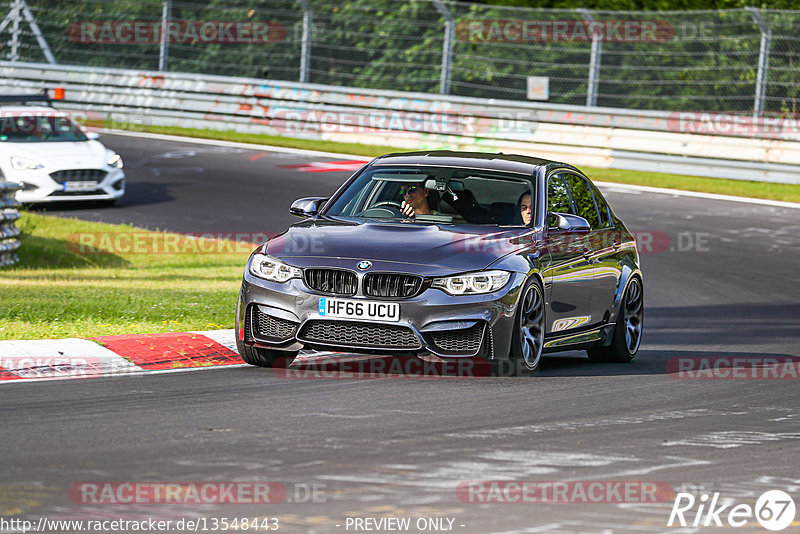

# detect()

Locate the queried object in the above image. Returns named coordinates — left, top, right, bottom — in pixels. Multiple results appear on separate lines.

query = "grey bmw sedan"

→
left=236, top=151, right=643, bottom=376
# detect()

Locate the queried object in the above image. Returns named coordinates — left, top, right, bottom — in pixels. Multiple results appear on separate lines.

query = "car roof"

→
left=371, top=150, right=582, bottom=175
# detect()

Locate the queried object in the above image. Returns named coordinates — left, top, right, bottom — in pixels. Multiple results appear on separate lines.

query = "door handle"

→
left=612, top=240, right=621, bottom=251
left=582, top=249, right=593, bottom=260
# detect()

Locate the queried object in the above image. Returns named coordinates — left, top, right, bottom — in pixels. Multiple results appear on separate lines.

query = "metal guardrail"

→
left=4, top=2, right=800, bottom=114
left=2, top=61, right=800, bottom=184
left=0, top=181, right=22, bottom=267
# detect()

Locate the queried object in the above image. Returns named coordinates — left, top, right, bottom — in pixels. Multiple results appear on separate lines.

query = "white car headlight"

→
left=432, top=270, right=511, bottom=295
left=107, top=153, right=123, bottom=168
left=10, top=156, right=44, bottom=171
left=249, top=254, right=302, bottom=283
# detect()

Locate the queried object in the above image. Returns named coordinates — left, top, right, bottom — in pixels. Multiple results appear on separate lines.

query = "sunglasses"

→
left=401, top=185, right=420, bottom=194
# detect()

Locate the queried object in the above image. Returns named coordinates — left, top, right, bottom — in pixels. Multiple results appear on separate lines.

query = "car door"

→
left=585, top=181, right=623, bottom=323
left=562, top=173, right=620, bottom=327
left=543, top=172, right=595, bottom=334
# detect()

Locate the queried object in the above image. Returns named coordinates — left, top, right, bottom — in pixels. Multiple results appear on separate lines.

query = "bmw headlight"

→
left=10, top=156, right=44, bottom=171
left=107, top=153, right=124, bottom=168
left=432, top=270, right=511, bottom=295
left=249, top=254, right=302, bottom=283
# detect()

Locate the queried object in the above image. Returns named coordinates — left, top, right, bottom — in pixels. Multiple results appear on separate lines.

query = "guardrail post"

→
left=746, top=7, right=771, bottom=117
left=578, top=8, right=601, bottom=107
left=431, top=0, right=454, bottom=94
left=0, top=182, right=22, bottom=267
left=20, top=0, right=56, bottom=64
left=159, top=0, right=172, bottom=71
left=7, top=0, right=21, bottom=61
left=0, top=0, right=57, bottom=63
left=297, top=0, right=312, bottom=84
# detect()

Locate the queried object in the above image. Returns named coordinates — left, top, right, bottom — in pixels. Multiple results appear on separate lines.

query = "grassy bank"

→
left=0, top=213, right=248, bottom=340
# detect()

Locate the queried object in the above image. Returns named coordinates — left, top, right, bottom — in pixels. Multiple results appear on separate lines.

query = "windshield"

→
left=0, top=115, right=88, bottom=143
left=325, top=165, right=534, bottom=226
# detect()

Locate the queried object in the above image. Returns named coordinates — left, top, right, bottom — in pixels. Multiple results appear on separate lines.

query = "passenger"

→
left=401, top=183, right=434, bottom=217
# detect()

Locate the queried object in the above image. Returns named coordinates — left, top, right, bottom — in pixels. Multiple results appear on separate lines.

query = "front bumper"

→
left=236, top=269, right=526, bottom=360
left=9, top=167, right=125, bottom=203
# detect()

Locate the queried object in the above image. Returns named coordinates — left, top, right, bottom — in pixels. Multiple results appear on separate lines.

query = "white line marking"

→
left=103, top=129, right=368, bottom=161
left=663, top=431, right=800, bottom=449
left=189, top=329, right=238, bottom=353
left=0, top=338, right=143, bottom=380
left=595, top=181, right=800, bottom=209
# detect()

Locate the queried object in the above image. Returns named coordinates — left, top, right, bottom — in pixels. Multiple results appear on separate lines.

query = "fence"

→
left=0, top=181, right=22, bottom=267
left=2, top=61, right=800, bottom=184
left=1, top=0, right=799, bottom=115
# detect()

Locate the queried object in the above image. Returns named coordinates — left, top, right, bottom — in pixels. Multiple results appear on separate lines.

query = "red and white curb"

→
left=0, top=329, right=244, bottom=383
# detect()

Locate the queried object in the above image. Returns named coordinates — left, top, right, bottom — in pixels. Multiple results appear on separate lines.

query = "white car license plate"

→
left=318, top=297, right=400, bottom=322
left=63, top=181, right=98, bottom=192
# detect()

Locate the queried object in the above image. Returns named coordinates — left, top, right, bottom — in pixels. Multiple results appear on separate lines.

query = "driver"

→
left=400, top=183, right=434, bottom=218
left=519, top=192, right=532, bottom=225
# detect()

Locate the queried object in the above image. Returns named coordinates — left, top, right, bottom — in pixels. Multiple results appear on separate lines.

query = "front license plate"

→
left=318, top=297, right=400, bottom=322
left=63, top=181, right=98, bottom=192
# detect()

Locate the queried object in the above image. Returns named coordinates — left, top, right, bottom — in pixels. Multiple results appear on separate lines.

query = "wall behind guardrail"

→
left=2, top=61, right=800, bottom=185
left=0, top=182, right=22, bottom=267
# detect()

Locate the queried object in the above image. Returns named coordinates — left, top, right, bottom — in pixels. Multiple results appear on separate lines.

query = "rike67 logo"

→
left=668, top=490, right=796, bottom=531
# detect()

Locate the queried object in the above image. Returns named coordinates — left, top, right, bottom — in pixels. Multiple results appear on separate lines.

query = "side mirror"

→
left=550, top=212, right=591, bottom=232
left=289, top=197, right=328, bottom=218
left=85, top=132, right=100, bottom=140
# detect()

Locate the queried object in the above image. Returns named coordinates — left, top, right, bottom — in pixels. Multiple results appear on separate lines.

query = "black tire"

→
left=587, top=275, right=643, bottom=363
left=495, top=278, right=545, bottom=377
left=238, top=345, right=297, bottom=368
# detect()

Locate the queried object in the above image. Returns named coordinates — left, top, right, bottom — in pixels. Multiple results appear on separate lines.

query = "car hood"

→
left=0, top=140, right=107, bottom=168
left=262, top=218, right=542, bottom=275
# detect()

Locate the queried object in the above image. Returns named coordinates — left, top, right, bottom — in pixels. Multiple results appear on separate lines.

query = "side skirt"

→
left=543, top=323, right=615, bottom=353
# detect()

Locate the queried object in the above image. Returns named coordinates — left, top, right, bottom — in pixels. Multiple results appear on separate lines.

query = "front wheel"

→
left=587, top=276, right=643, bottom=363
left=502, top=278, right=546, bottom=377
left=239, top=345, right=297, bottom=368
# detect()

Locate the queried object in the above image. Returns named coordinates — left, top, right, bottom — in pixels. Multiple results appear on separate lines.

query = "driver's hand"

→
left=401, top=200, right=415, bottom=218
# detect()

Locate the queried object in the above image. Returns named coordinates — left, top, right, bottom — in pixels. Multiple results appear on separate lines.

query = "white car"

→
left=0, top=95, right=125, bottom=204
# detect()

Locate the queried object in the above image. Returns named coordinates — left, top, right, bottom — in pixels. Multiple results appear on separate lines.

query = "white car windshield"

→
left=0, top=115, right=88, bottom=143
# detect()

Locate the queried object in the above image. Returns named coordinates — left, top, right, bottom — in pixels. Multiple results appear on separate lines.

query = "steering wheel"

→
left=372, top=200, right=403, bottom=211
left=359, top=200, right=404, bottom=218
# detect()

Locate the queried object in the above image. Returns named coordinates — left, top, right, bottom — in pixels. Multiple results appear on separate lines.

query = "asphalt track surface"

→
left=3, top=132, right=800, bottom=533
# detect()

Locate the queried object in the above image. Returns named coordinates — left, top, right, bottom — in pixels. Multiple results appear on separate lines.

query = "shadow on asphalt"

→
left=540, top=349, right=798, bottom=377
left=646, top=304, right=800, bottom=346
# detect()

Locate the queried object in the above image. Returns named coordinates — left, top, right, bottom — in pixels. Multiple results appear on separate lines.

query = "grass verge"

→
left=0, top=213, right=249, bottom=340
left=103, top=123, right=800, bottom=204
